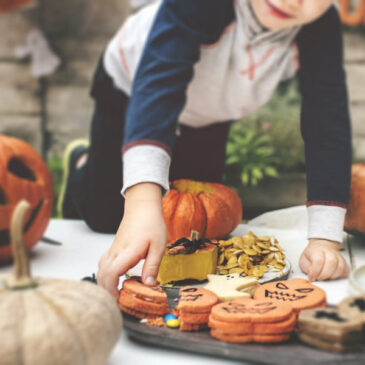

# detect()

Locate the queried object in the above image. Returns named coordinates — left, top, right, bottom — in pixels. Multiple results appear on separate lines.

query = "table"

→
left=1, top=206, right=364, bottom=364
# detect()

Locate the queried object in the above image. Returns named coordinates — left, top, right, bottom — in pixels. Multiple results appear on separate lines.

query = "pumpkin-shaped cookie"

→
left=163, top=179, right=242, bottom=241
left=209, top=298, right=296, bottom=343
left=254, top=278, right=327, bottom=313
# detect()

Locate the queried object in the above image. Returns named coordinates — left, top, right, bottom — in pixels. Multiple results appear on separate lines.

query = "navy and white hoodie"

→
left=104, top=0, right=352, bottom=243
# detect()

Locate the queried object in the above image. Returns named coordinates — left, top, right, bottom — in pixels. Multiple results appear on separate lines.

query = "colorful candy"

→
left=164, top=314, right=178, bottom=322
left=166, top=319, right=180, bottom=328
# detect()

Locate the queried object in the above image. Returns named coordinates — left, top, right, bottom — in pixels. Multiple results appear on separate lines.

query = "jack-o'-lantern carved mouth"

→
left=264, top=289, right=306, bottom=301
left=0, top=199, right=44, bottom=247
left=264, top=282, right=314, bottom=302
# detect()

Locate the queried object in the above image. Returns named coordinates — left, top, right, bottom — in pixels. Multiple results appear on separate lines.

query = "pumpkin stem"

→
left=5, top=200, right=37, bottom=289
left=190, top=230, right=200, bottom=241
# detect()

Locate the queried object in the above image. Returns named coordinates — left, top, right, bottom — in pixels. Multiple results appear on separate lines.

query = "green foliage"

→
left=47, top=155, right=63, bottom=217
left=225, top=80, right=305, bottom=187
left=226, top=127, right=278, bottom=186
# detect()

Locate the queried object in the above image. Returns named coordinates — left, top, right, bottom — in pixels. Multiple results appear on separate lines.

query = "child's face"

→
left=249, top=0, right=335, bottom=30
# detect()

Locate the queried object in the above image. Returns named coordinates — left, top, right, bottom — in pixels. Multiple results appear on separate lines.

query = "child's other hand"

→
left=299, top=239, right=350, bottom=281
left=97, top=183, right=167, bottom=298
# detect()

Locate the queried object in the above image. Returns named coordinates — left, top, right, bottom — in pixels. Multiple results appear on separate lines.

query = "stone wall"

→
left=0, top=3, right=364, bottom=162
left=0, top=0, right=130, bottom=157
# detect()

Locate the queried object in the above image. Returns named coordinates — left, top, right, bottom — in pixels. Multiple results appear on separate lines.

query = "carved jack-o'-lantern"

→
left=254, top=278, right=327, bottom=314
left=0, top=135, right=53, bottom=260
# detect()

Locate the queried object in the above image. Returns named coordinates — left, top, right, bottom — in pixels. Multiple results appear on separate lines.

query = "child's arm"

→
left=97, top=182, right=167, bottom=298
left=98, top=0, right=234, bottom=296
left=296, top=7, right=351, bottom=280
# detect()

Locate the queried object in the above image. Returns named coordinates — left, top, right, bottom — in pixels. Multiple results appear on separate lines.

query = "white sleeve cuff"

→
left=121, top=145, right=171, bottom=197
left=307, top=205, right=347, bottom=243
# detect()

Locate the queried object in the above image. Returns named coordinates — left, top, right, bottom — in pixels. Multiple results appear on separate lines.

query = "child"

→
left=59, top=0, right=351, bottom=298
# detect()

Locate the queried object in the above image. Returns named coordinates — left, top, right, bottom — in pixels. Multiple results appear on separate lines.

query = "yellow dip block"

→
left=157, top=245, right=218, bottom=285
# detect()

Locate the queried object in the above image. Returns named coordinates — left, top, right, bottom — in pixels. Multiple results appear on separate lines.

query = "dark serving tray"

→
left=123, top=293, right=365, bottom=365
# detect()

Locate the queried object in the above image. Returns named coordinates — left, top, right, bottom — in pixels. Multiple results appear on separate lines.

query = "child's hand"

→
left=97, top=183, right=167, bottom=298
left=299, top=238, right=350, bottom=281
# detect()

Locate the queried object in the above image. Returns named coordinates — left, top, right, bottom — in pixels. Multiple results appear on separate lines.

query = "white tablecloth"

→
left=1, top=206, right=364, bottom=364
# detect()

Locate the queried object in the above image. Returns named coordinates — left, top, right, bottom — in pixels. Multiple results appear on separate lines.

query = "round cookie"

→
left=122, top=277, right=167, bottom=303
left=211, top=298, right=293, bottom=323
left=119, top=290, right=169, bottom=315
left=178, top=311, right=211, bottom=324
left=254, top=278, right=326, bottom=313
left=119, top=304, right=159, bottom=319
left=177, top=286, right=219, bottom=313
left=338, top=295, right=365, bottom=323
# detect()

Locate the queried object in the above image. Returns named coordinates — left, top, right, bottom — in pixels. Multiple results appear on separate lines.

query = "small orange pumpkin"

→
left=345, top=163, right=365, bottom=234
left=163, top=179, right=242, bottom=242
left=0, top=0, right=35, bottom=13
left=339, top=0, right=365, bottom=26
left=0, top=134, right=53, bottom=261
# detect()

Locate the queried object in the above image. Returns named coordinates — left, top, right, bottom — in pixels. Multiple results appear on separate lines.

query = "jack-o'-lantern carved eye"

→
left=276, top=283, right=289, bottom=290
left=8, top=158, right=36, bottom=181
left=295, top=288, right=314, bottom=294
left=0, top=188, right=7, bottom=205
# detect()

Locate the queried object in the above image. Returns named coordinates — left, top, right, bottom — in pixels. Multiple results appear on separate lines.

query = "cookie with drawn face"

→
left=177, top=286, right=219, bottom=331
left=177, top=286, right=219, bottom=313
left=338, top=295, right=365, bottom=325
left=208, top=298, right=295, bottom=343
left=211, top=298, right=293, bottom=324
left=254, top=278, right=327, bottom=313
left=297, top=307, right=364, bottom=352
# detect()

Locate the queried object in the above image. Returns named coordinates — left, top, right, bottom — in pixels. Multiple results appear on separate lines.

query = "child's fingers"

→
left=299, top=252, right=311, bottom=274
left=317, top=252, right=338, bottom=281
left=307, top=250, right=325, bottom=281
left=332, top=257, right=350, bottom=280
left=142, top=242, right=165, bottom=286
left=102, top=250, right=140, bottom=298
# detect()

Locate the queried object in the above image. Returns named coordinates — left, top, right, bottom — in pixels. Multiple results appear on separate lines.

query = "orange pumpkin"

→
left=0, top=135, right=53, bottom=261
left=0, top=0, right=34, bottom=13
left=339, top=0, right=365, bottom=26
left=345, top=163, right=365, bottom=234
left=162, top=179, right=242, bottom=242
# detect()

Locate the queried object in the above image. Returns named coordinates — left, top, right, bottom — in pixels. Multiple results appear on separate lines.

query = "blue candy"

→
left=164, top=314, right=178, bottom=323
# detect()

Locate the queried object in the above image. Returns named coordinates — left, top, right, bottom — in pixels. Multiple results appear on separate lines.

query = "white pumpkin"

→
left=0, top=201, right=122, bottom=365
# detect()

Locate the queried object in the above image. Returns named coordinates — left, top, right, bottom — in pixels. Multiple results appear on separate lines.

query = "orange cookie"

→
left=210, top=330, right=252, bottom=343
left=177, top=287, right=219, bottom=313
left=209, top=312, right=296, bottom=335
left=211, top=298, right=293, bottom=323
left=254, top=279, right=326, bottom=313
left=179, top=311, right=211, bottom=324
left=119, top=304, right=159, bottom=319
left=122, top=277, right=167, bottom=303
left=119, top=290, right=169, bottom=315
